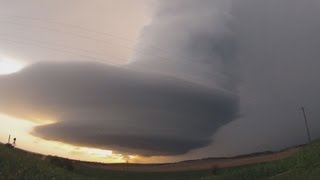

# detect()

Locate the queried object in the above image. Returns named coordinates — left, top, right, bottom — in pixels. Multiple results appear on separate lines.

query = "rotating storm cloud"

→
left=0, top=0, right=320, bottom=160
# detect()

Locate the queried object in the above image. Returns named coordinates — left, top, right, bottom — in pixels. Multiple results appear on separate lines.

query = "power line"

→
left=0, top=32, right=129, bottom=59
left=0, top=15, right=214, bottom=66
left=0, top=21, right=185, bottom=65
left=0, top=37, right=123, bottom=65
left=0, top=31, right=220, bottom=74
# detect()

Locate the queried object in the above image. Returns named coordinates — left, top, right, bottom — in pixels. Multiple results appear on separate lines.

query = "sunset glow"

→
left=0, top=57, right=26, bottom=75
left=0, top=114, right=136, bottom=163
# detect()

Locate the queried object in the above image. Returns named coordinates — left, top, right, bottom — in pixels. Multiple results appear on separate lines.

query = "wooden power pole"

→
left=301, top=107, right=311, bottom=143
left=8, top=134, right=11, bottom=144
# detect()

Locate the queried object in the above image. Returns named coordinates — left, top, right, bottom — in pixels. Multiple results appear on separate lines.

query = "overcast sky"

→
left=0, top=0, right=150, bottom=64
left=0, top=0, right=320, bottom=163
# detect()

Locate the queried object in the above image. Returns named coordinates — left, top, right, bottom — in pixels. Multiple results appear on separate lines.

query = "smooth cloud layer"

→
left=0, top=62, right=237, bottom=156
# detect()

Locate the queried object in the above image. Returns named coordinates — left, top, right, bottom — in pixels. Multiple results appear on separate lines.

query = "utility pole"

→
left=8, top=134, right=11, bottom=144
left=301, top=107, right=311, bottom=143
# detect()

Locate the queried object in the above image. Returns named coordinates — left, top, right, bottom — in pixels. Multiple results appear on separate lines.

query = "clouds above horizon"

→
left=1, top=0, right=320, bottom=161
left=0, top=62, right=237, bottom=156
left=130, top=0, right=235, bottom=90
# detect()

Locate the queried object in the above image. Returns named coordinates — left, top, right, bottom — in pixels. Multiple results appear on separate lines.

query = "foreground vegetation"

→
left=0, top=144, right=83, bottom=179
left=0, top=140, right=320, bottom=179
left=205, top=139, right=320, bottom=180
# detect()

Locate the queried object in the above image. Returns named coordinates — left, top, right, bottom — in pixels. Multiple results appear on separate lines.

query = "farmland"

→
left=0, top=140, right=320, bottom=179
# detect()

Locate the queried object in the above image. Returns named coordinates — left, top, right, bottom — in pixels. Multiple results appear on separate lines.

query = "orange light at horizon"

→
left=0, top=113, right=136, bottom=163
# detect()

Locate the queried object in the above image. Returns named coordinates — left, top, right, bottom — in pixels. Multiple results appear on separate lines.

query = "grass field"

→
left=204, top=139, right=320, bottom=180
left=0, top=140, right=320, bottom=180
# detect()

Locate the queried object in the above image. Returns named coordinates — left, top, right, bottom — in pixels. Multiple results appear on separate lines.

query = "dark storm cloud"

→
left=194, top=0, right=320, bottom=158
left=130, top=0, right=235, bottom=91
left=127, top=0, right=320, bottom=158
left=229, top=0, right=320, bottom=150
left=0, top=0, right=239, bottom=157
left=0, top=62, right=237, bottom=156
left=2, top=0, right=320, bottom=160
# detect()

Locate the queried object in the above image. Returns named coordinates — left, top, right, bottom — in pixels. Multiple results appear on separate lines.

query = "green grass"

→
left=0, top=140, right=320, bottom=180
left=0, top=144, right=211, bottom=180
left=0, top=144, right=85, bottom=180
left=73, top=164, right=211, bottom=180
left=204, top=139, right=320, bottom=180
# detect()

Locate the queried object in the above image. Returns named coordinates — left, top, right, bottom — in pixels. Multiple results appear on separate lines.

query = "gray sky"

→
left=0, top=0, right=150, bottom=64
left=0, top=0, right=320, bottom=162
